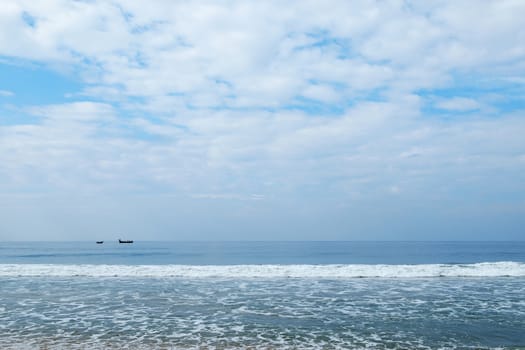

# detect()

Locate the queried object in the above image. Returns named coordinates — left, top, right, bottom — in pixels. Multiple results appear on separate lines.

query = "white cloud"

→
left=0, top=89, right=14, bottom=96
left=435, top=97, right=481, bottom=111
left=28, top=101, right=115, bottom=121
left=0, top=1, right=524, bottom=239
left=301, top=84, right=341, bottom=103
left=0, top=0, right=522, bottom=113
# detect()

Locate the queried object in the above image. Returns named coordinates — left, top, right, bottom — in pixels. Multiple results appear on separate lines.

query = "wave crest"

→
left=1, top=262, right=524, bottom=278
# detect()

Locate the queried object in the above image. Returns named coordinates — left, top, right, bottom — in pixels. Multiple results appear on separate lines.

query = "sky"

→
left=0, top=0, right=524, bottom=241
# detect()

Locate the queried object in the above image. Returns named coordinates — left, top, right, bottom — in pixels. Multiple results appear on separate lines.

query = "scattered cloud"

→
left=0, top=0, right=524, bottom=239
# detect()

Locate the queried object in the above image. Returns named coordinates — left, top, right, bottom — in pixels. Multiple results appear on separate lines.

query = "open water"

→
left=0, top=241, right=524, bottom=349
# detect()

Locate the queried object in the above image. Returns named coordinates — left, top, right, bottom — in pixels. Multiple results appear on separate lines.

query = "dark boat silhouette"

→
left=96, top=241, right=104, bottom=244
left=119, top=239, right=133, bottom=244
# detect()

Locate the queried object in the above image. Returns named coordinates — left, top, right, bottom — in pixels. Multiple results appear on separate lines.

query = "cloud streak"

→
left=0, top=89, right=14, bottom=97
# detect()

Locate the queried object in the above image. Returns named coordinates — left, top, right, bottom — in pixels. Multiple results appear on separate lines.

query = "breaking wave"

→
left=1, top=261, right=524, bottom=278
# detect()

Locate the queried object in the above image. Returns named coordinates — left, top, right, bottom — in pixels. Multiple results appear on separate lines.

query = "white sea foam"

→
left=0, top=262, right=524, bottom=278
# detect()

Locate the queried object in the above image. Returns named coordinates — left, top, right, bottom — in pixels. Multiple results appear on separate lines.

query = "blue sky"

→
left=1, top=0, right=524, bottom=240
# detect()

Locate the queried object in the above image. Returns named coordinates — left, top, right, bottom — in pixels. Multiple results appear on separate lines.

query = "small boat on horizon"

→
left=119, top=239, right=133, bottom=244
left=96, top=241, right=104, bottom=244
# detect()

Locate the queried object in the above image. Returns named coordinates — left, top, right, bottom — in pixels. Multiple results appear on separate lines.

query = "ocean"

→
left=0, top=241, right=524, bottom=349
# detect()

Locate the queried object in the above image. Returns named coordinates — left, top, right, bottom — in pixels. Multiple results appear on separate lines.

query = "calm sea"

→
left=1, top=241, right=524, bottom=349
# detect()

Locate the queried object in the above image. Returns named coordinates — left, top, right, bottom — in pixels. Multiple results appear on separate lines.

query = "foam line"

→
left=0, top=262, right=524, bottom=278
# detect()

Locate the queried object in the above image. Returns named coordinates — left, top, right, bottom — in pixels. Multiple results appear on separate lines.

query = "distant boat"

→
left=96, top=241, right=104, bottom=244
left=119, top=239, right=133, bottom=244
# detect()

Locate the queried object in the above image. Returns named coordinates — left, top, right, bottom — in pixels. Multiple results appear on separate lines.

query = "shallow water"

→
left=1, top=241, right=524, bottom=349
left=1, top=276, right=524, bottom=349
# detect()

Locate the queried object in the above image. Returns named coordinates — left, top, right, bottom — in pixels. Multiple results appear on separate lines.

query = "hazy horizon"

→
left=2, top=239, right=524, bottom=243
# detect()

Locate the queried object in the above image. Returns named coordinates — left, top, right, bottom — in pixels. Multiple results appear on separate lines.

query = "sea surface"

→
left=0, top=241, right=524, bottom=349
